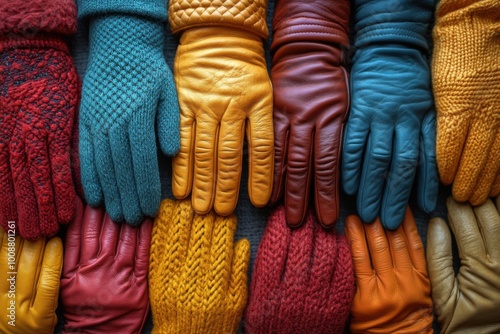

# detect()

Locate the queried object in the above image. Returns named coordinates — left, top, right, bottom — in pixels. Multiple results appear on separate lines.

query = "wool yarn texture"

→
left=245, top=206, right=355, bottom=334
left=149, top=199, right=250, bottom=334
left=433, top=0, right=500, bottom=205
left=0, top=0, right=80, bottom=240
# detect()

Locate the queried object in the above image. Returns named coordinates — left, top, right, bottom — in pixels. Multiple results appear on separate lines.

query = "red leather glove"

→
left=60, top=198, right=152, bottom=333
left=268, top=0, right=350, bottom=227
left=0, top=0, right=80, bottom=240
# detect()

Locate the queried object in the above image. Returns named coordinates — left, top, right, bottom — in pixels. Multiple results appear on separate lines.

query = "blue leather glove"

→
left=341, top=0, right=438, bottom=229
left=78, top=0, right=180, bottom=224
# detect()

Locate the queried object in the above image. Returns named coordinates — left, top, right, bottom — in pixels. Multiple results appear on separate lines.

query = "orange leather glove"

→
left=169, top=0, right=274, bottom=216
left=0, top=225, right=63, bottom=333
left=345, top=208, right=433, bottom=334
left=427, top=197, right=500, bottom=333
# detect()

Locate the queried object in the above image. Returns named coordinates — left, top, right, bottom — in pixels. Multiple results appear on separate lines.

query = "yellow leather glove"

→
left=433, top=0, right=500, bottom=205
left=149, top=199, right=250, bottom=334
left=427, top=197, right=500, bottom=333
left=169, top=0, right=274, bottom=216
left=0, top=225, right=62, bottom=333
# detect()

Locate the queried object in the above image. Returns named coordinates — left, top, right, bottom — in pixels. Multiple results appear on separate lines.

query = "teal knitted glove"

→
left=79, top=1, right=179, bottom=225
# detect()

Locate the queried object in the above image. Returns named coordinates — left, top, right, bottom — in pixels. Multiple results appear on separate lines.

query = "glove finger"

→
left=33, top=236, right=63, bottom=317
left=94, top=135, right=123, bottom=222
left=416, top=112, right=438, bottom=213
left=48, top=123, right=76, bottom=224
left=79, top=202, right=105, bottom=265
left=247, top=103, right=274, bottom=209
left=283, top=125, right=313, bottom=227
left=191, top=115, right=218, bottom=214
left=25, top=134, right=58, bottom=237
left=157, top=75, right=180, bottom=156
left=470, top=132, right=500, bottom=205
left=364, top=217, right=393, bottom=274
left=358, top=127, right=394, bottom=223
left=0, top=227, right=20, bottom=301
left=79, top=123, right=103, bottom=206
left=10, top=132, right=40, bottom=240
left=426, top=217, right=456, bottom=314
left=172, top=110, right=195, bottom=200
left=345, top=215, right=373, bottom=277
left=401, top=207, right=427, bottom=273
left=474, top=199, right=500, bottom=260
left=380, top=126, right=419, bottom=230
left=341, top=108, right=370, bottom=196
left=453, top=117, right=497, bottom=201
left=215, top=118, right=245, bottom=215
left=269, top=110, right=289, bottom=206
left=386, top=218, right=413, bottom=271
left=130, top=109, right=161, bottom=217
left=447, top=197, right=486, bottom=260
left=99, top=210, right=120, bottom=257
left=135, top=218, right=153, bottom=279
left=229, top=238, right=250, bottom=318
left=17, top=237, right=45, bottom=304
left=314, top=119, right=344, bottom=227
left=116, top=220, right=138, bottom=268
left=62, top=197, right=84, bottom=277
left=109, top=128, right=142, bottom=224
left=0, top=146, right=17, bottom=227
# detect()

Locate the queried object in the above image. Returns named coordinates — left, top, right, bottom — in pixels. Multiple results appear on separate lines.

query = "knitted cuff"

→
left=271, top=0, right=350, bottom=51
left=353, top=0, right=434, bottom=50
left=0, top=0, right=77, bottom=36
left=0, top=34, right=70, bottom=54
left=77, top=0, right=167, bottom=22
left=169, top=0, right=269, bottom=39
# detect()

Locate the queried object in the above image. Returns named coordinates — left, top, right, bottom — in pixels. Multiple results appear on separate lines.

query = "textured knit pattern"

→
left=433, top=0, right=500, bottom=205
left=76, top=0, right=167, bottom=22
left=0, top=36, right=79, bottom=240
left=169, top=0, right=269, bottom=38
left=0, top=0, right=77, bottom=36
left=79, top=15, right=180, bottom=225
left=149, top=199, right=250, bottom=334
left=244, top=206, right=355, bottom=334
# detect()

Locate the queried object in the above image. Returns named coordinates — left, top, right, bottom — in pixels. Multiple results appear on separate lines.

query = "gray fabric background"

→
left=55, top=1, right=455, bottom=332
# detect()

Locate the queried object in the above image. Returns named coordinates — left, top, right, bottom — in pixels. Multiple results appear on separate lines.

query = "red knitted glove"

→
left=0, top=0, right=79, bottom=240
left=244, top=207, right=355, bottom=334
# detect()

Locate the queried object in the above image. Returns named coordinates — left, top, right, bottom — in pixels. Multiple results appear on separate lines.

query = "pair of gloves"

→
left=345, top=198, right=500, bottom=333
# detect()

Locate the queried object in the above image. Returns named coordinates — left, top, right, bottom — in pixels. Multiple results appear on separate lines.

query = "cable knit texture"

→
left=149, top=199, right=250, bottom=333
left=0, top=34, right=79, bottom=240
left=79, top=14, right=180, bottom=225
left=76, top=0, right=167, bottom=22
left=433, top=0, right=500, bottom=205
left=244, top=206, right=355, bottom=333
left=169, top=0, right=269, bottom=38
left=0, top=0, right=77, bottom=36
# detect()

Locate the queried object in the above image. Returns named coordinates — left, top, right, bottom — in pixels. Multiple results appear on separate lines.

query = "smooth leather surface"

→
left=427, top=197, right=500, bottom=334
left=268, top=0, right=350, bottom=227
left=61, top=198, right=152, bottom=334
left=172, top=26, right=273, bottom=216
left=342, top=0, right=438, bottom=230
left=0, top=226, right=63, bottom=333
left=345, top=208, right=433, bottom=334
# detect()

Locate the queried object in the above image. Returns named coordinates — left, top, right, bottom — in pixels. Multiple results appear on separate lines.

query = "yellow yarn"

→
left=432, top=0, right=500, bottom=205
left=149, top=199, right=250, bottom=334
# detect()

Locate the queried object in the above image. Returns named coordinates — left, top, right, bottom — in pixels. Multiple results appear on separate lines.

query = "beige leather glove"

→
left=0, top=225, right=63, bottom=333
left=169, top=0, right=274, bottom=216
left=427, top=196, right=500, bottom=333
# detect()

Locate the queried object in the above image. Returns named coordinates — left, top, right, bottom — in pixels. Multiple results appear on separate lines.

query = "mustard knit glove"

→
left=149, top=199, right=250, bottom=334
left=433, top=0, right=500, bottom=205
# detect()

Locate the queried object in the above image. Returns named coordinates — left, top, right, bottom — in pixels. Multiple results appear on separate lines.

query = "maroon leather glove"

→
left=60, top=198, right=152, bottom=333
left=268, top=0, right=351, bottom=227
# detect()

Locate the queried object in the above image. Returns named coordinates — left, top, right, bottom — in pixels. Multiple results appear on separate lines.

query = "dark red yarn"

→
left=245, top=206, right=355, bottom=334
left=0, top=36, right=80, bottom=240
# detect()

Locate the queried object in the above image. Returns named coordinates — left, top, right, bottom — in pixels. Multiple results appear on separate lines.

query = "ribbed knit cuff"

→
left=0, top=34, right=70, bottom=54
left=271, top=0, right=350, bottom=52
left=169, top=0, right=269, bottom=39
left=0, top=0, right=77, bottom=36
left=77, top=0, right=167, bottom=22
